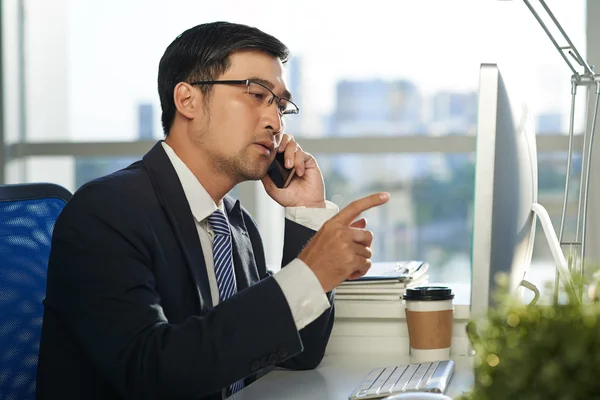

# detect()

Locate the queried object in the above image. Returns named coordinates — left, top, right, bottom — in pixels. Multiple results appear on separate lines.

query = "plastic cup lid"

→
left=402, top=286, right=454, bottom=301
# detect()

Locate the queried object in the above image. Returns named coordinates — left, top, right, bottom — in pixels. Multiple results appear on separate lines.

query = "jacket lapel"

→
left=142, top=141, right=213, bottom=310
left=224, top=197, right=260, bottom=291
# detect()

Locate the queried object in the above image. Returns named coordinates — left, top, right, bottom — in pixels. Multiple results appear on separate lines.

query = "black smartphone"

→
left=267, top=151, right=296, bottom=189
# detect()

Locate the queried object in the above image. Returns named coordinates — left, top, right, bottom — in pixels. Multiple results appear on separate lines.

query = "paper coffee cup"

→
left=403, top=286, right=454, bottom=363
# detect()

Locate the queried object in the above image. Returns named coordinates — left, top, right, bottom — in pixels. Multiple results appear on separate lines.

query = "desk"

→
left=232, top=353, right=474, bottom=399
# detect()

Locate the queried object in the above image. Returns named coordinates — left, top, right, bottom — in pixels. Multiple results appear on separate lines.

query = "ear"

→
left=173, top=82, right=199, bottom=120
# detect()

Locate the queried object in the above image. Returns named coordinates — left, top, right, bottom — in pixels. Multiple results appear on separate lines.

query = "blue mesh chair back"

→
left=0, top=183, right=71, bottom=400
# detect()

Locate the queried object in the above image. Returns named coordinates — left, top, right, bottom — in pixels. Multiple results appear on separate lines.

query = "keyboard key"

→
left=416, top=361, right=439, bottom=390
left=405, top=363, right=431, bottom=390
left=361, top=367, right=384, bottom=389
left=348, top=368, right=385, bottom=398
left=394, top=364, right=418, bottom=392
left=379, top=365, right=408, bottom=394
left=365, top=367, right=396, bottom=396
left=425, top=360, right=455, bottom=393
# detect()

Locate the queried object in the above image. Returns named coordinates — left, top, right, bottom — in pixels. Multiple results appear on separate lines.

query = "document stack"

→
left=335, top=261, right=429, bottom=301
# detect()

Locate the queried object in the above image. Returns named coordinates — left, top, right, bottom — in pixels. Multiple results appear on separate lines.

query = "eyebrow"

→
left=247, top=77, right=293, bottom=101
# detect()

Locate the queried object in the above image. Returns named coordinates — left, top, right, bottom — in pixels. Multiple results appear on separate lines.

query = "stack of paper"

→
left=334, top=261, right=429, bottom=301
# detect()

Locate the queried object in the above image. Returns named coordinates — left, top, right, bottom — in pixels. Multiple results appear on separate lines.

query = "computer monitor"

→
left=469, top=63, right=577, bottom=317
left=469, top=63, right=539, bottom=317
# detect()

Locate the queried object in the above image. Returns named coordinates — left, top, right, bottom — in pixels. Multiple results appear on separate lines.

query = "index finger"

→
left=332, top=193, right=390, bottom=226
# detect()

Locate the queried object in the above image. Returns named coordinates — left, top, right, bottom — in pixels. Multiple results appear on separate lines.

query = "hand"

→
left=261, top=134, right=326, bottom=208
left=298, top=192, right=391, bottom=292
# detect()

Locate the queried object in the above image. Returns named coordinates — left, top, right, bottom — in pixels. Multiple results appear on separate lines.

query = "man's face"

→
left=190, top=50, right=290, bottom=183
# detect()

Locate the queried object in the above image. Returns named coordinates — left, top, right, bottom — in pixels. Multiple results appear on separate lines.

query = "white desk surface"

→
left=232, top=353, right=474, bottom=399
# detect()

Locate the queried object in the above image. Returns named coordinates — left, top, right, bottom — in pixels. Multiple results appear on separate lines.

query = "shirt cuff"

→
left=285, top=200, right=339, bottom=231
left=273, top=258, right=330, bottom=331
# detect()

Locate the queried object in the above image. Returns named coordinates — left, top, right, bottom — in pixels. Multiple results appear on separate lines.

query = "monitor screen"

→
left=469, top=63, right=539, bottom=317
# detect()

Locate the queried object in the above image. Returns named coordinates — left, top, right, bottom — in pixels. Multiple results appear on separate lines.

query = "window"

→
left=1, top=0, right=592, bottom=294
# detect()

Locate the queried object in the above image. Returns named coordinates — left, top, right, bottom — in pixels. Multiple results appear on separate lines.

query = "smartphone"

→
left=267, top=152, right=296, bottom=189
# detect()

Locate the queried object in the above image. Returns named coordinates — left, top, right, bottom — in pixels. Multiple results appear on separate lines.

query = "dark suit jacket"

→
left=36, top=142, right=335, bottom=400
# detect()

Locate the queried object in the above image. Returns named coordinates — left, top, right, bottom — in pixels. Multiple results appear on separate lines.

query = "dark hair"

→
left=158, top=21, right=290, bottom=135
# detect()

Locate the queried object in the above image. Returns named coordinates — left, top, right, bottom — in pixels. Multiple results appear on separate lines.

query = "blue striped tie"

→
left=207, top=210, right=244, bottom=395
left=208, top=210, right=237, bottom=301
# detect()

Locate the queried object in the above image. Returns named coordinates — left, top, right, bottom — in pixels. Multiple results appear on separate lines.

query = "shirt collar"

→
left=161, top=141, right=224, bottom=223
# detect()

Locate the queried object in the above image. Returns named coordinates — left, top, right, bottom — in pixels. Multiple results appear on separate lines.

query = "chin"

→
left=235, top=154, right=271, bottom=181
left=240, top=167, right=269, bottom=182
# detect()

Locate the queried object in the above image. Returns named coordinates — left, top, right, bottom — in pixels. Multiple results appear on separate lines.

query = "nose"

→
left=262, top=102, right=282, bottom=135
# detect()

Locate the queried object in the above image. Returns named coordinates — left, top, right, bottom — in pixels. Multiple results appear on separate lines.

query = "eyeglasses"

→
left=189, top=79, right=300, bottom=116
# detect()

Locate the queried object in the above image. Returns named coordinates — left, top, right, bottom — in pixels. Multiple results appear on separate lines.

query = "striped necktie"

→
left=207, top=209, right=244, bottom=395
left=208, top=209, right=237, bottom=301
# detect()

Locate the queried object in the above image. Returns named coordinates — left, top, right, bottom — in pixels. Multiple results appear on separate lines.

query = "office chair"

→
left=0, top=183, right=71, bottom=400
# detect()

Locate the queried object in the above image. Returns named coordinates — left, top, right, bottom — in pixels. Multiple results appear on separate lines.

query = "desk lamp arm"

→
left=521, top=0, right=593, bottom=78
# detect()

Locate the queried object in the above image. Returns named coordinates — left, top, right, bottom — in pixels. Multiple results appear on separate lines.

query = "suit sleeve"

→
left=243, top=213, right=335, bottom=371
left=45, top=183, right=304, bottom=400
left=278, top=218, right=335, bottom=370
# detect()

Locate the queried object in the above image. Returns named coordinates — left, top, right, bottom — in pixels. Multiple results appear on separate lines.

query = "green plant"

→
left=456, top=270, right=600, bottom=400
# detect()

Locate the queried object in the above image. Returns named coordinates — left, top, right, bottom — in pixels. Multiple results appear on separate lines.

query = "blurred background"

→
left=2, top=0, right=599, bottom=301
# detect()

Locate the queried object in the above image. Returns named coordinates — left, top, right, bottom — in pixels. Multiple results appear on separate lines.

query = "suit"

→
left=36, top=141, right=335, bottom=400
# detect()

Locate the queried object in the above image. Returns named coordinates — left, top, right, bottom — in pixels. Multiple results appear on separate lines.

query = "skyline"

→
left=4, top=0, right=586, bottom=142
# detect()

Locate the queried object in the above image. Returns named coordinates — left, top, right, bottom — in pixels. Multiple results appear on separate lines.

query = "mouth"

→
left=254, top=141, right=275, bottom=155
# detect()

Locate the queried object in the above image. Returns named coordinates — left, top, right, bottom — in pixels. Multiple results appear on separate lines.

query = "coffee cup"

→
left=403, top=286, right=454, bottom=363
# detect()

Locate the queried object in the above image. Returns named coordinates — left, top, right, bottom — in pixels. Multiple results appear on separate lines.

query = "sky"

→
left=22, top=0, right=591, bottom=140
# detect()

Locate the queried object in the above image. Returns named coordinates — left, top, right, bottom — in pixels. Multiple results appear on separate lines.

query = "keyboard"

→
left=348, top=360, right=455, bottom=400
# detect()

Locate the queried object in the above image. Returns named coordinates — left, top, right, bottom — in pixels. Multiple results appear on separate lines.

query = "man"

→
left=36, top=21, right=389, bottom=400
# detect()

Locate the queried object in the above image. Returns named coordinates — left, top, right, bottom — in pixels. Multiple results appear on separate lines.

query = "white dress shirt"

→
left=161, top=142, right=337, bottom=330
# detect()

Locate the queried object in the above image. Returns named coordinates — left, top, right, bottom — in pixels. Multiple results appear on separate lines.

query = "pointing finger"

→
left=332, top=193, right=390, bottom=226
